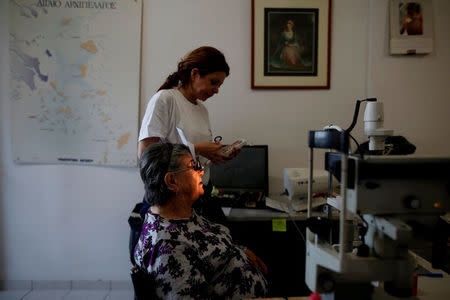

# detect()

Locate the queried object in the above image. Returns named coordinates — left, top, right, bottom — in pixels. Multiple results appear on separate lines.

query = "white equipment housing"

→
left=363, top=102, right=393, bottom=151
left=305, top=130, right=449, bottom=299
left=283, top=168, right=330, bottom=201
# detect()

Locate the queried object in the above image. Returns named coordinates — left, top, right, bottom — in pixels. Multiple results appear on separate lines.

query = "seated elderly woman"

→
left=134, top=142, right=268, bottom=299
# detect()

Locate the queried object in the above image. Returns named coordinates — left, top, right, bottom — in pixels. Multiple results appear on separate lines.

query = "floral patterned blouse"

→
left=134, top=210, right=268, bottom=299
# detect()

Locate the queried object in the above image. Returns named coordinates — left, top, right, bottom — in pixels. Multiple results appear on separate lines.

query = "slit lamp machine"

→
left=304, top=98, right=449, bottom=299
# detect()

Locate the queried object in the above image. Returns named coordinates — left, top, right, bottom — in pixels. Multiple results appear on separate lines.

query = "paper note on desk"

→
left=265, top=197, right=292, bottom=213
left=272, top=218, right=287, bottom=232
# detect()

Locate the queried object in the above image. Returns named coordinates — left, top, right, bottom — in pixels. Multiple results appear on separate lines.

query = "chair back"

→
left=130, top=267, right=157, bottom=300
left=129, top=202, right=157, bottom=299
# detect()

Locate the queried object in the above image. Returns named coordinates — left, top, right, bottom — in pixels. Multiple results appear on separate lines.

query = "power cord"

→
left=356, top=212, right=370, bottom=257
left=289, top=215, right=306, bottom=244
left=349, top=133, right=363, bottom=156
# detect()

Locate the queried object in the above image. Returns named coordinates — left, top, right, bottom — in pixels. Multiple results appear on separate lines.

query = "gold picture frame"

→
left=251, top=0, right=331, bottom=89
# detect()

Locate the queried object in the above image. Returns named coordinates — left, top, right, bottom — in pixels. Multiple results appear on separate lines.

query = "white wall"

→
left=141, top=0, right=370, bottom=190
left=0, top=0, right=449, bottom=281
left=369, top=0, right=450, bottom=155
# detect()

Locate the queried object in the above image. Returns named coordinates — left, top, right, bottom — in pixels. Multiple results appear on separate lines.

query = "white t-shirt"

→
left=139, top=88, right=213, bottom=183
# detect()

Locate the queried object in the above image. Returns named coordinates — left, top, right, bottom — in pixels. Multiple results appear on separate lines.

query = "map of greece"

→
left=9, top=0, right=142, bottom=167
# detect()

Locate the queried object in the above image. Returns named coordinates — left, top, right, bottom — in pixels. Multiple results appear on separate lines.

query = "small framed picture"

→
left=389, top=0, right=434, bottom=55
left=251, top=0, right=331, bottom=89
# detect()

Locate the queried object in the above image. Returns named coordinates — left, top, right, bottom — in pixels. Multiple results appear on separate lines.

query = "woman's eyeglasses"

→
left=170, top=160, right=204, bottom=174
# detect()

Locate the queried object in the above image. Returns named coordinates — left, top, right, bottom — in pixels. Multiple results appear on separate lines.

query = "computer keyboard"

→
left=212, top=191, right=266, bottom=208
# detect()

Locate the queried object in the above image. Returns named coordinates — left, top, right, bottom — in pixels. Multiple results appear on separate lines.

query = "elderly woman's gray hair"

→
left=139, top=143, right=191, bottom=206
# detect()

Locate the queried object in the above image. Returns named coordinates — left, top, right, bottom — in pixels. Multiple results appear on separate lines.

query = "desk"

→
left=226, top=207, right=449, bottom=299
left=221, top=203, right=337, bottom=298
left=225, top=213, right=309, bottom=297
left=222, top=207, right=307, bottom=221
left=221, top=195, right=329, bottom=221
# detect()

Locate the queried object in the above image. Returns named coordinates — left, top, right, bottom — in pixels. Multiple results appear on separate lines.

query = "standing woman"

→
left=138, top=46, right=234, bottom=221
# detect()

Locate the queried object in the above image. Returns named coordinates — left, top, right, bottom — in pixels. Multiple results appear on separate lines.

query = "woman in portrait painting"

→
left=400, top=2, right=423, bottom=35
left=270, top=19, right=307, bottom=70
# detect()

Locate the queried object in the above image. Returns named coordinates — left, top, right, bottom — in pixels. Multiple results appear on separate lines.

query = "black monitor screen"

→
left=210, top=145, right=268, bottom=195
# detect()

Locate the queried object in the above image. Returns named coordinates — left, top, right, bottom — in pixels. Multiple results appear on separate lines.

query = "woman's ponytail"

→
left=157, top=72, right=180, bottom=92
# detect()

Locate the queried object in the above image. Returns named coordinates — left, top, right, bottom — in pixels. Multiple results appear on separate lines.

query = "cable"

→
left=345, top=98, right=377, bottom=134
left=289, top=215, right=306, bottom=243
left=355, top=212, right=370, bottom=257
left=357, top=212, right=368, bottom=228
left=349, top=133, right=363, bottom=156
left=357, top=212, right=369, bottom=241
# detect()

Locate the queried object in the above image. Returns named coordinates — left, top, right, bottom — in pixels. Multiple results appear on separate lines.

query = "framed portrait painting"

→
left=251, top=0, right=331, bottom=89
left=389, top=0, right=434, bottom=55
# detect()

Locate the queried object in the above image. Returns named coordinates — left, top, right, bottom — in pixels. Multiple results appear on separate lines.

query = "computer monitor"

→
left=210, top=145, right=268, bottom=195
